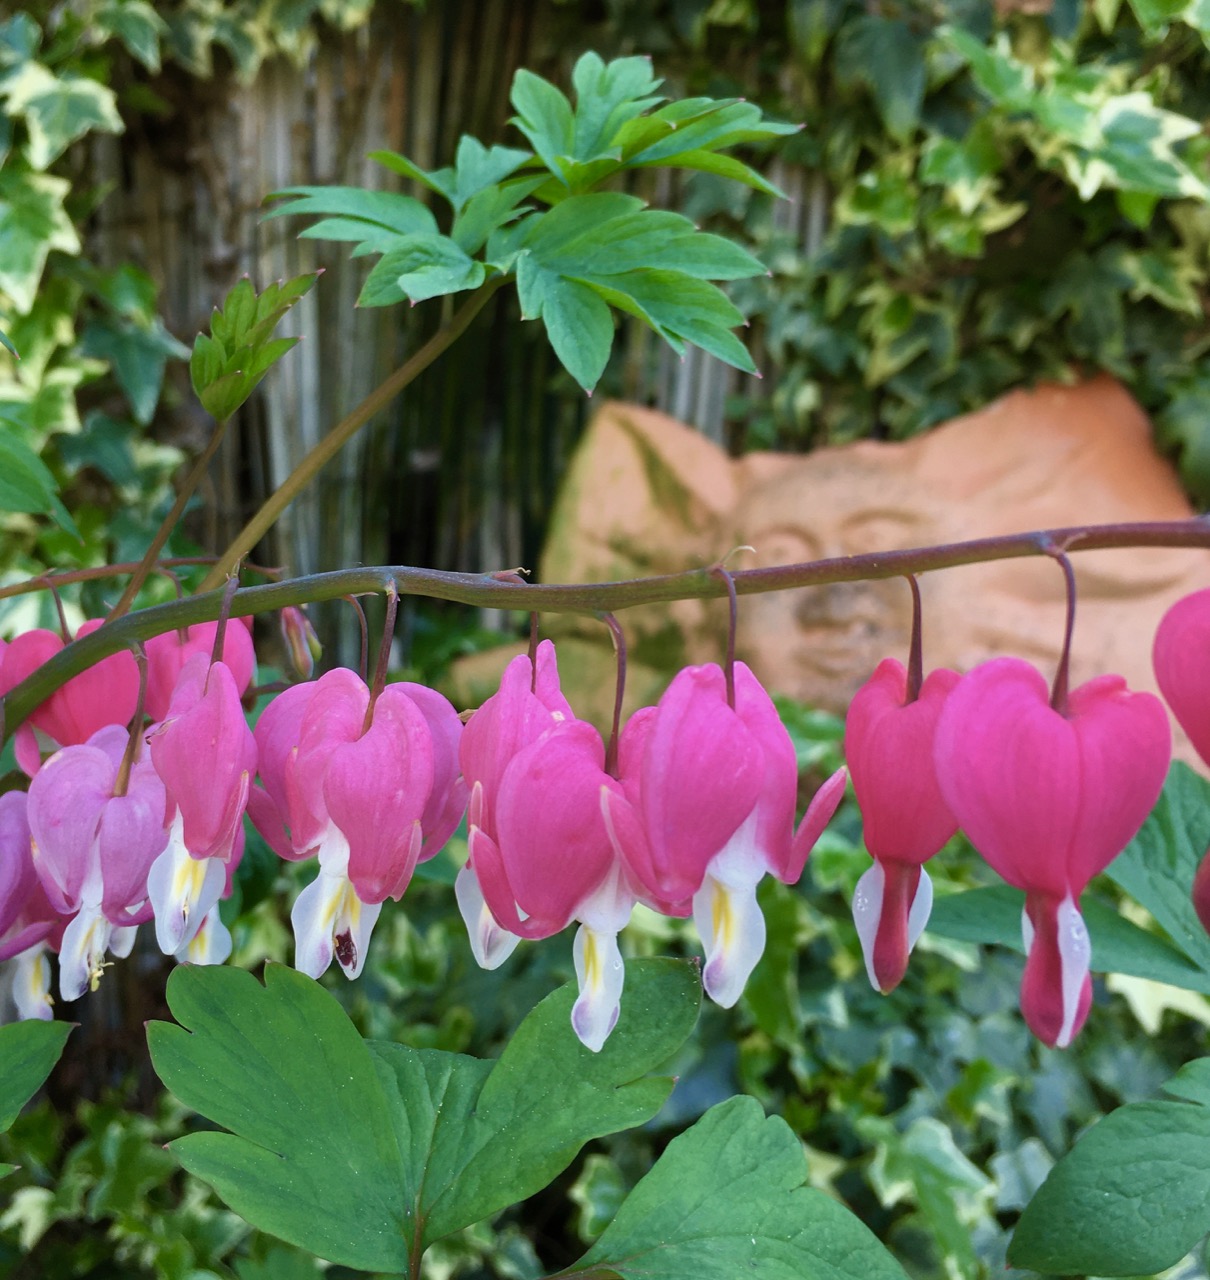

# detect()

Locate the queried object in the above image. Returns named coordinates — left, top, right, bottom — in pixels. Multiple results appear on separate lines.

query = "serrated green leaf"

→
left=568, top=50, right=664, bottom=165
left=2, top=62, right=124, bottom=169
left=264, top=186, right=437, bottom=240
left=636, top=146, right=786, bottom=196
left=0, top=1019, right=72, bottom=1134
left=357, top=233, right=485, bottom=306
left=1010, top=1091, right=1210, bottom=1274
left=516, top=257, right=614, bottom=391
left=510, top=68, right=575, bottom=180
left=379, top=957, right=701, bottom=1247
left=572, top=1097, right=908, bottom=1280
left=149, top=964, right=412, bottom=1273
left=149, top=960, right=700, bottom=1267
left=451, top=177, right=545, bottom=254
left=586, top=270, right=756, bottom=373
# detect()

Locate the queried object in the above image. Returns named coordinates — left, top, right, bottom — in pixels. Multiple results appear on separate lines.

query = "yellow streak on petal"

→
left=711, top=880, right=733, bottom=953
left=583, top=930, right=601, bottom=995
left=172, top=855, right=209, bottom=921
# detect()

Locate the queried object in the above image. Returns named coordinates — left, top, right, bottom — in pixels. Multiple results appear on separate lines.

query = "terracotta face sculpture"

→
left=462, top=377, right=1204, bottom=757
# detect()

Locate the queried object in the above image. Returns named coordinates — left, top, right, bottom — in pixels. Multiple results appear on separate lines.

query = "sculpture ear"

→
left=540, top=401, right=737, bottom=586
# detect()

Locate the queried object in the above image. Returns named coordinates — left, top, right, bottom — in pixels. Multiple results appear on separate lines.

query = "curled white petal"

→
left=454, top=862, right=520, bottom=970
left=1055, top=894, right=1092, bottom=1049
left=179, top=906, right=233, bottom=966
left=693, top=867, right=767, bottom=1009
left=109, top=924, right=138, bottom=960
left=291, top=869, right=381, bottom=981
left=58, top=904, right=113, bottom=1002
left=852, top=861, right=886, bottom=992
left=907, top=866, right=933, bottom=952
left=0, top=945, right=54, bottom=1022
left=147, top=813, right=227, bottom=955
left=571, top=924, right=624, bottom=1052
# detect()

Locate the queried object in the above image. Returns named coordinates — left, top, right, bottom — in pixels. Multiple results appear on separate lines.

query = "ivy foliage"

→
left=266, top=51, right=792, bottom=391
left=669, top=0, right=1210, bottom=496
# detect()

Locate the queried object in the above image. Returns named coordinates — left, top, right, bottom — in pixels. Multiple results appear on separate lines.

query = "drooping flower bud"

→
left=279, top=606, right=322, bottom=681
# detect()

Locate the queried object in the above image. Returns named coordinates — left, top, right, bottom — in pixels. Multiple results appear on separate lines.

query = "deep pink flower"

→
left=935, top=657, right=1170, bottom=1047
left=602, top=664, right=765, bottom=908
left=147, top=654, right=257, bottom=954
left=604, top=662, right=845, bottom=1008
left=0, top=621, right=140, bottom=775
left=263, top=670, right=443, bottom=980
left=846, top=659, right=960, bottom=993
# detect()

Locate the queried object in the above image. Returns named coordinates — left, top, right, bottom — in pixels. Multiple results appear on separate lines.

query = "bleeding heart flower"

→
left=935, top=657, right=1170, bottom=1047
left=147, top=654, right=257, bottom=955
left=279, top=672, right=438, bottom=981
left=469, top=717, right=636, bottom=1050
left=846, top=659, right=960, bottom=994
left=28, top=729, right=168, bottom=1000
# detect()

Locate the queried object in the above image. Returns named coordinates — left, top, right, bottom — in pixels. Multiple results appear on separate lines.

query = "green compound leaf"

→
left=149, top=959, right=700, bottom=1269
left=1010, top=1080, right=1210, bottom=1275
left=567, top=1096, right=909, bottom=1280
left=510, top=192, right=762, bottom=391
left=0, top=1018, right=73, bottom=1177
left=190, top=272, right=319, bottom=421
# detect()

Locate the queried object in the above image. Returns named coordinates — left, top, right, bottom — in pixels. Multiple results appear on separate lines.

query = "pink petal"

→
left=934, top=658, right=1080, bottom=897
left=733, top=662, right=799, bottom=876
left=782, top=766, right=848, bottom=884
left=325, top=685, right=434, bottom=904
left=1154, top=588, right=1210, bottom=767
left=494, top=720, right=616, bottom=927
left=1066, top=674, right=1170, bottom=892
left=151, top=656, right=256, bottom=861
left=395, top=682, right=468, bottom=857
left=1020, top=892, right=1093, bottom=1048
left=27, top=745, right=113, bottom=913
left=635, top=665, right=765, bottom=903
left=846, top=660, right=960, bottom=863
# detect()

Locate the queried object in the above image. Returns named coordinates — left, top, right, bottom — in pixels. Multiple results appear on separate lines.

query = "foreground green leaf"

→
left=566, top=1096, right=908, bottom=1280
left=149, top=959, right=700, bottom=1270
left=1010, top=1063, right=1210, bottom=1274
left=0, top=1018, right=73, bottom=1177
